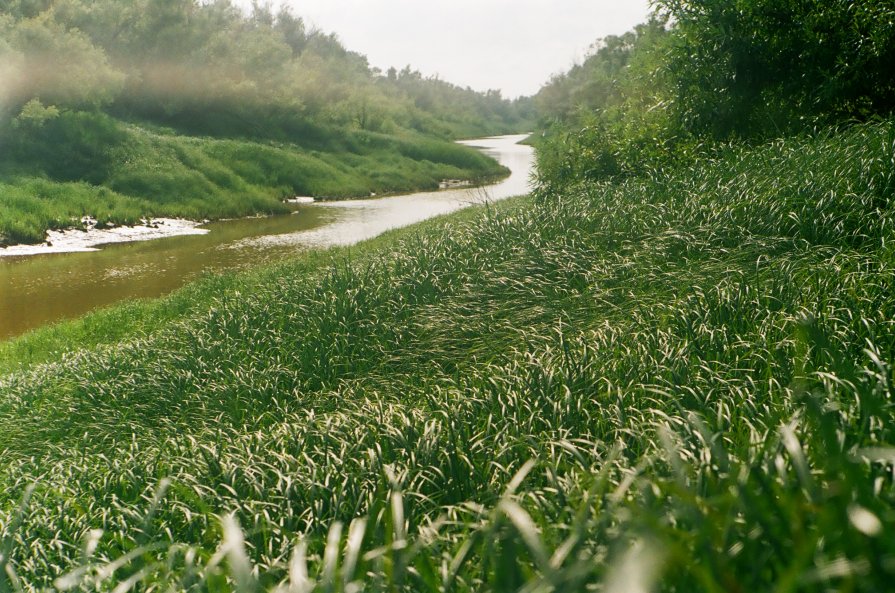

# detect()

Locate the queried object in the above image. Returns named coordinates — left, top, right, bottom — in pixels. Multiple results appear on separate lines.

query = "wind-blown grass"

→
left=1, top=119, right=894, bottom=591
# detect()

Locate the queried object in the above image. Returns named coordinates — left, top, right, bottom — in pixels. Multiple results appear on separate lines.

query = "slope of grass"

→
left=0, top=117, right=507, bottom=246
left=1, top=119, right=894, bottom=591
left=0, top=202, right=499, bottom=376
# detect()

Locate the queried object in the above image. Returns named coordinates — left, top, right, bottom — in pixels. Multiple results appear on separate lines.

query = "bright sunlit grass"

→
left=1, top=119, right=894, bottom=591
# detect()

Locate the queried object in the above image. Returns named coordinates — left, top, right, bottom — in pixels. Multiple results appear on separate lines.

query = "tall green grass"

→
left=0, top=119, right=507, bottom=246
left=1, top=119, right=894, bottom=591
left=0, top=179, right=150, bottom=245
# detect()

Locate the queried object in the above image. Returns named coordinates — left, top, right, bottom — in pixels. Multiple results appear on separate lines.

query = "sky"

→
left=239, top=1, right=654, bottom=98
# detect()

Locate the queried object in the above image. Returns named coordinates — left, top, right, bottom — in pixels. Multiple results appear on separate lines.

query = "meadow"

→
left=1, top=118, right=893, bottom=591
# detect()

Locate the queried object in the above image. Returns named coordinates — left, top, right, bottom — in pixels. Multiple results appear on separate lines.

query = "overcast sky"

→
left=238, top=1, right=654, bottom=98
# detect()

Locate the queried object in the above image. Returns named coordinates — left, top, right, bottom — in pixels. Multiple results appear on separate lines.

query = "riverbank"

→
left=0, top=217, right=210, bottom=257
left=0, top=194, right=526, bottom=374
left=0, top=120, right=508, bottom=247
left=1, top=120, right=894, bottom=590
left=0, top=135, right=531, bottom=341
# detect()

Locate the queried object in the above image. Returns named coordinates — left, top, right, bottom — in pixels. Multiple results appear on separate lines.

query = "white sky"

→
left=239, top=1, right=654, bottom=98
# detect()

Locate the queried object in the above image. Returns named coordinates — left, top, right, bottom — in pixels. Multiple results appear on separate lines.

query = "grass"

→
left=0, top=202, right=497, bottom=376
left=0, top=119, right=894, bottom=591
left=0, top=118, right=508, bottom=246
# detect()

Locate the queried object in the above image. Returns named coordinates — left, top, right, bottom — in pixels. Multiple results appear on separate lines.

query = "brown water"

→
left=0, top=135, right=533, bottom=341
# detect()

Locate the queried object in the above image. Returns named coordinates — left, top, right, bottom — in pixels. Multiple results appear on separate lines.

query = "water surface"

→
left=0, top=135, right=533, bottom=340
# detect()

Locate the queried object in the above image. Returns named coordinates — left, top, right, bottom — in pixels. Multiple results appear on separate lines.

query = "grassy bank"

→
left=2, top=119, right=894, bottom=591
left=0, top=116, right=507, bottom=246
left=0, top=200, right=503, bottom=376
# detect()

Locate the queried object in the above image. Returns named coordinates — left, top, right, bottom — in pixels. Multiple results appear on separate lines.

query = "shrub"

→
left=7, top=109, right=125, bottom=183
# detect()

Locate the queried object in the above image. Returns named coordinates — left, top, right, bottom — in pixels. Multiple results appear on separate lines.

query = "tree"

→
left=0, top=12, right=123, bottom=114
left=657, top=0, right=895, bottom=138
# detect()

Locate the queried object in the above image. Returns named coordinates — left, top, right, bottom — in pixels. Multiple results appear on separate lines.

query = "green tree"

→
left=658, top=0, right=895, bottom=138
left=533, top=18, right=676, bottom=184
left=0, top=12, right=123, bottom=113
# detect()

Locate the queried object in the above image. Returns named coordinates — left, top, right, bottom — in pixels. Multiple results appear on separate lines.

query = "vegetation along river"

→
left=0, top=135, right=533, bottom=341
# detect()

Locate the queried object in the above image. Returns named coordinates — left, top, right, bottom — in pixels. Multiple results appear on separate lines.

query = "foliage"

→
left=0, top=0, right=529, bottom=140
left=7, top=109, right=126, bottom=183
left=0, top=124, right=506, bottom=245
left=658, top=0, right=895, bottom=139
left=535, top=2, right=895, bottom=185
left=10, top=98, right=59, bottom=129
left=534, top=21, right=664, bottom=123
left=0, top=10, right=123, bottom=118
left=1, top=118, right=894, bottom=591
left=0, top=0, right=527, bottom=244
left=534, top=18, right=679, bottom=185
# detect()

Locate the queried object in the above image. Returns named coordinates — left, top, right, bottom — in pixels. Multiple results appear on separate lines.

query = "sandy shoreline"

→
left=0, top=218, right=210, bottom=257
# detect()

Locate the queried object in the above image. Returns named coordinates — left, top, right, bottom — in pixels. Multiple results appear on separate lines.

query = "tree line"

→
left=0, top=0, right=532, bottom=149
left=534, top=0, right=895, bottom=185
left=0, top=0, right=532, bottom=246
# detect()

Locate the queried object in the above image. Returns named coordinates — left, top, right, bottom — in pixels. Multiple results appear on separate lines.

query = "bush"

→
left=7, top=109, right=125, bottom=183
left=658, top=0, right=895, bottom=138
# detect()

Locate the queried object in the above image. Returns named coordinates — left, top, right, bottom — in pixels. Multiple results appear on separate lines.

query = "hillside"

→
left=0, top=0, right=531, bottom=245
left=1, top=117, right=894, bottom=591
left=2, top=0, right=895, bottom=590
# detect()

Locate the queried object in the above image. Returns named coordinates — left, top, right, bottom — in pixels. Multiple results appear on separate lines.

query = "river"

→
left=0, top=135, right=533, bottom=341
